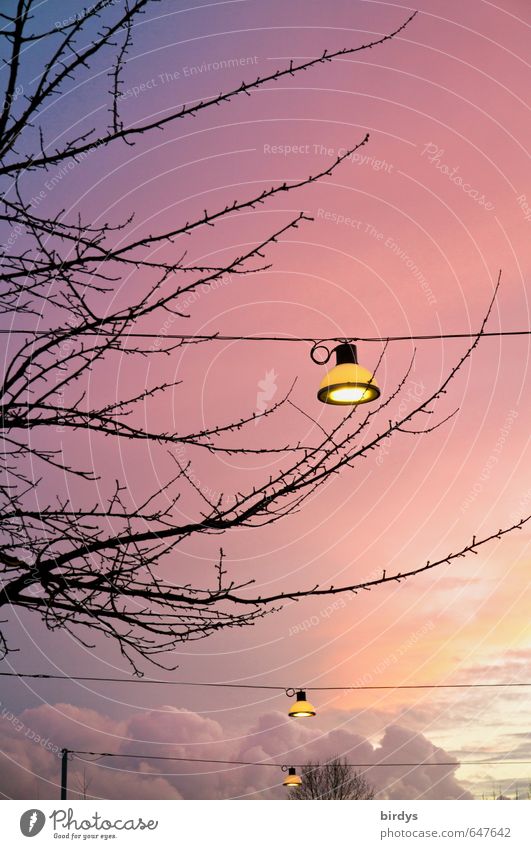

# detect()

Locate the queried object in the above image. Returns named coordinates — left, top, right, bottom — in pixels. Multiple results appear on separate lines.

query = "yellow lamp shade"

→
left=318, top=362, right=380, bottom=405
left=288, top=690, right=316, bottom=718
left=283, top=767, right=302, bottom=787
left=317, top=343, right=380, bottom=406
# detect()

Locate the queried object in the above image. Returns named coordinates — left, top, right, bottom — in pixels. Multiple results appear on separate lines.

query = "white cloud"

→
left=0, top=702, right=472, bottom=799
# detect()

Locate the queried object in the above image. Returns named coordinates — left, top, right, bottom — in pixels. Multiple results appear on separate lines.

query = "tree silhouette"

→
left=290, top=758, right=375, bottom=800
left=1, top=2, right=528, bottom=670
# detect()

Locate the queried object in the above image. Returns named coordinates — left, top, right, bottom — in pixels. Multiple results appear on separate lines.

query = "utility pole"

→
left=60, top=748, right=69, bottom=800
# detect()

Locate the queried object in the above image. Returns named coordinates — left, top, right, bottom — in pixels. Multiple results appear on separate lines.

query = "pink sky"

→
left=1, top=0, right=530, bottom=799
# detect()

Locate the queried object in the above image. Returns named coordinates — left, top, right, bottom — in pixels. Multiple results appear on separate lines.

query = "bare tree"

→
left=0, top=2, right=528, bottom=670
left=290, top=758, right=375, bottom=800
left=73, top=767, right=92, bottom=801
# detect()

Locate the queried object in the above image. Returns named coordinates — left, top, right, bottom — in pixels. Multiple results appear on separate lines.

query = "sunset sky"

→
left=1, top=0, right=530, bottom=800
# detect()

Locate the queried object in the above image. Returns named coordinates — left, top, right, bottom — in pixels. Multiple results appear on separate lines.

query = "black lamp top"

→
left=335, top=343, right=358, bottom=365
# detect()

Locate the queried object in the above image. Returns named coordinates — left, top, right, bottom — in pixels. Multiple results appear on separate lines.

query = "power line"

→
left=1, top=329, right=530, bottom=343
left=59, top=749, right=530, bottom=801
left=2, top=672, right=529, bottom=692
left=70, top=750, right=531, bottom=769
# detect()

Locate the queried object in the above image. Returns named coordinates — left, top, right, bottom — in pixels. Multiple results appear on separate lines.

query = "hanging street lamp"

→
left=282, top=767, right=302, bottom=788
left=287, top=689, right=316, bottom=718
left=312, top=342, right=380, bottom=405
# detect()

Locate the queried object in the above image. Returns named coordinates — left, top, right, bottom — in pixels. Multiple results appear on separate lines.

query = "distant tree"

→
left=290, top=757, right=375, bottom=800
left=73, top=767, right=92, bottom=801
